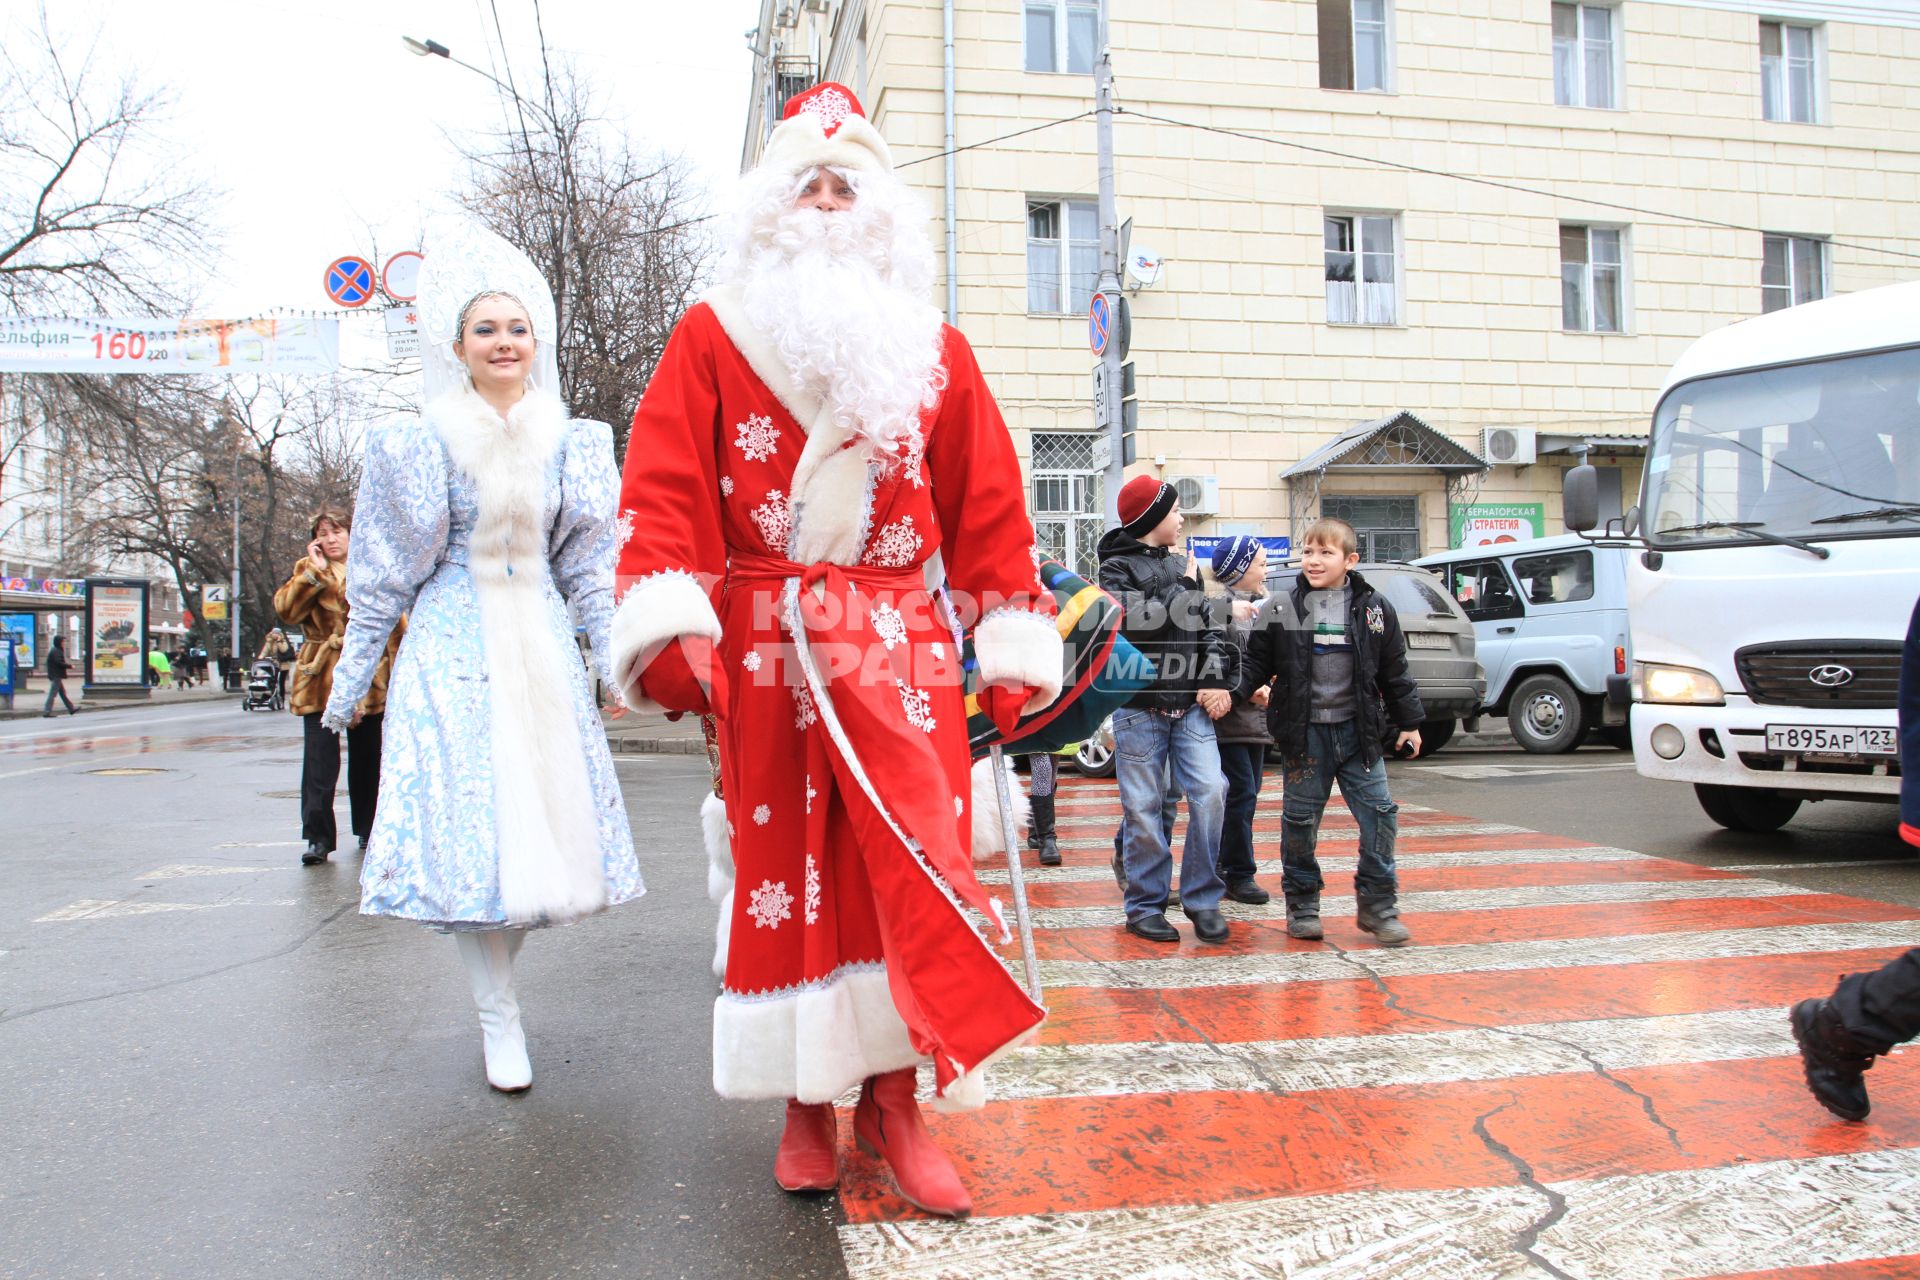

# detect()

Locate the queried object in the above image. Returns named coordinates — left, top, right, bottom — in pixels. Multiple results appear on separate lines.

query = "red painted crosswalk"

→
left=833, top=776, right=1920, bottom=1278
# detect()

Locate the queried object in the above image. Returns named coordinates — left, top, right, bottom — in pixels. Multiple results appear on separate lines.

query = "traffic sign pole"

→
left=1094, top=0, right=1125, bottom=528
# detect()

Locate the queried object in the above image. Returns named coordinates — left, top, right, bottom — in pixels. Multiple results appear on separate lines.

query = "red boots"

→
left=774, top=1100, right=839, bottom=1192
left=852, top=1068, right=972, bottom=1218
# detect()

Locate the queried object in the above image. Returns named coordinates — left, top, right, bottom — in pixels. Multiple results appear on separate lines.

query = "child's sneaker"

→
left=1284, top=894, right=1323, bottom=940
left=1356, top=898, right=1411, bottom=946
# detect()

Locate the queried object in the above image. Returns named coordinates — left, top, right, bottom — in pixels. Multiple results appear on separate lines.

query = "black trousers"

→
left=1216, top=742, right=1269, bottom=886
left=1830, top=947, right=1920, bottom=1054
left=301, top=712, right=383, bottom=849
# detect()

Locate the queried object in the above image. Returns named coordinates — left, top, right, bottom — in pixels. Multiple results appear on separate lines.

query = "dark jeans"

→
left=1216, top=741, right=1268, bottom=886
left=1830, top=947, right=1920, bottom=1054
left=301, top=712, right=384, bottom=849
left=43, top=678, right=75, bottom=714
left=1280, top=719, right=1400, bottom=902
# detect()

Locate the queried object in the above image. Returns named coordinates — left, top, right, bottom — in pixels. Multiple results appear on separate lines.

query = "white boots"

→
left=454, top=928, right=532, bottom=1092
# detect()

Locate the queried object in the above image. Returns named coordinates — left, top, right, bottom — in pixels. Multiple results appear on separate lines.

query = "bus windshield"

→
left=1644, top=345, right=1920, bottom=549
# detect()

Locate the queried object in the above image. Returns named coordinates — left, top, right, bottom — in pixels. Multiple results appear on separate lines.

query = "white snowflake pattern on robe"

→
left=753, top=804, right=772, bottom=826
left=742, top=649, right=763, bottom=672
left=897, top=679, right=936, bottom=734
left=866, top=515, right=923, bottom=568
left=871, top=602, right=908, bottom=651
left=931, top=641, right=945, bottom=660
left=803, top=854, right=821, bottom=925
left=734, top=413, right=780, bottom=462
left=748, top=879, right=793, bottom=930
left=793, top=682, right=818, bottom=731
left=750, top=489, right=792, bottom=554
left=720, top=475, right=735, bottom=497
left=953, top=795, right=964, bottom=818
left=805, top=777, right=818, bottom=814
left=895, top=432, right=926, bottom=489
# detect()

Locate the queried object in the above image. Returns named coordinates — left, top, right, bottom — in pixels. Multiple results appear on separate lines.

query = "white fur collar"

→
left=702, top=283, right=871, bottom=566
left=429, top=386, right=569, bottom=462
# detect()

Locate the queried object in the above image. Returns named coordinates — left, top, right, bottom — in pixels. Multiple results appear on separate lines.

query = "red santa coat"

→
left=611, top=284, right=1063, bottom=1108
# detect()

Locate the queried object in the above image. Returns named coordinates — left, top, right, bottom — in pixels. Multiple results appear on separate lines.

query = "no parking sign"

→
left=324, top=256, right=376, bottom=308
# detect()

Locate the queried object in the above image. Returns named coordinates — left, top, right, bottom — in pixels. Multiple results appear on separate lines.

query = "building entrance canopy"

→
left=1282, top=411, right=1491, bottom=540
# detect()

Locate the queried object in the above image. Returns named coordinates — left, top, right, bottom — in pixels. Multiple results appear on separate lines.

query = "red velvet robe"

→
left=611, top=285, right=1062, bottom=1108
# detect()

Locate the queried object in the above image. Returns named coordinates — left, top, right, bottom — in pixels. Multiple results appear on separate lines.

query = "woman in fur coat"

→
left=323, top=219, right=640, bottom=1093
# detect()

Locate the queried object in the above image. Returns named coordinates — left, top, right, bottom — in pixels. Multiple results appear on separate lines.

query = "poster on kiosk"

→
left=84, top=579, right=150, bottom=690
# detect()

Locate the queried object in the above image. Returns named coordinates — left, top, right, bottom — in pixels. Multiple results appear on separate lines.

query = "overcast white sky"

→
left=14, top=0, right=759, bottom=319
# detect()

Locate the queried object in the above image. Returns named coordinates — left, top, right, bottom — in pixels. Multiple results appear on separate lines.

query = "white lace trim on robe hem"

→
left=712, top=964, right=922, bottom=1104
left=974, top=605, right=1065, bottom=713
left=611, top=568, right=722, bottom=711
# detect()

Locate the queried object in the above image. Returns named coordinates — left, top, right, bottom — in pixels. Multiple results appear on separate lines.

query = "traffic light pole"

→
left=1095, top=0, right=1125, bottom=528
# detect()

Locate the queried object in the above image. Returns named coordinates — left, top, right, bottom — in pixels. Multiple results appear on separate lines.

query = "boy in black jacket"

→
left=1097, top=477, right=1239, bottom=945
left=1238, top=517, right=1423, bottom=945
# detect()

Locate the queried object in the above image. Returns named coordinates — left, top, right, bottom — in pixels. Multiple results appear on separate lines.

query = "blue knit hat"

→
left=1210, top=535, right=1261, bottom=585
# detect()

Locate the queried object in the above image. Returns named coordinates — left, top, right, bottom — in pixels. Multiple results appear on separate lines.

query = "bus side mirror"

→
left=1563, top=464, right=1599, bottom=532
left=1621, top=504, right=1641, bottom=536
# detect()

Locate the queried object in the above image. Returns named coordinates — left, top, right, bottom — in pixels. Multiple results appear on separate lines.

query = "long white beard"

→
left=740, top=206, right=945, bottom=459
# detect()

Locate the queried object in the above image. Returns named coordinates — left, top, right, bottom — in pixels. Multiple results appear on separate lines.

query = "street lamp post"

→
left=403, top=35, right=576, bottom=376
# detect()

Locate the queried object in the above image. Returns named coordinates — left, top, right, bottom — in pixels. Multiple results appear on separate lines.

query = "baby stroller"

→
left=243, top=658, right=285, bottom=712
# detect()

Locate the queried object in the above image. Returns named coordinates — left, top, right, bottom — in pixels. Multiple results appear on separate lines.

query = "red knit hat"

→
left=1117, top=476, right=1177, bottom=537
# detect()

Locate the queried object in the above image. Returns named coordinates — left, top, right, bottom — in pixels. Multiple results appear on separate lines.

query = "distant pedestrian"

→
left=1208, top=535, right=1275, bottom=905
left=1025, top=751, right=1061, bottom=866
left=259, top=628, right=294, bottom=699
left=1097, top=476, right=1237, bottom=945
left=145, top=646, right=170, bottom=688
left=1237, top=516, right=1425, bottom=946
left=275, top=508, right=402, bottom=867
left=41, top=636, right=76, bottom=716
left=1791, top=593, right=1920, bottom=1120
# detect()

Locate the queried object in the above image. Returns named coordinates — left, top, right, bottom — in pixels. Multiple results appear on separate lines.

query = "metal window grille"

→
left=1322, top=494, right=1421, bottom=561
left=1030, top=432, right=1105, bottom=580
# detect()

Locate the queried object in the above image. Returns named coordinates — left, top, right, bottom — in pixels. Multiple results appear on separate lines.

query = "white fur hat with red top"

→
left=761, top=82, right=893, bottom=177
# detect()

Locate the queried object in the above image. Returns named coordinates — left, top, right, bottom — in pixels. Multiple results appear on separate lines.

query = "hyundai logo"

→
left=1808, top=664, right=1855, bottom=688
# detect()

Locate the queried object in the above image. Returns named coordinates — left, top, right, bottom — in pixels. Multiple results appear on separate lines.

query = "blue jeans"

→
left=1112, top=763, right=1178, bottom=870
left=1215, top=742, right=1268, bottom=886
left=1280, top=720, right=1400, bottom=902
left=42, top=678, right=75, bottom=715
left=1113, top=706, right=1227, bottom=920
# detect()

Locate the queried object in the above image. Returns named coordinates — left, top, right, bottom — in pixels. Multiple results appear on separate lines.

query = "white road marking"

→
left=213, top=841, right=304, bottom=850
left=34, top=898, right=298, bottom=923
left=1054, top=822, right=1531, bottom=848
left=1037, top=920, right=1920, bottom=991
left=137, top=864, right=276, bottom=879
left=0, top=764, right=59, bottom=780
left=1410, top=761, right=1641, bottom=780
left=0, top=707, right=244, bottom=738
left=837, top=1148, right=1920, bottom=1280
left=975, top=847, right=1652, bottom=885
left=983, top=1007, right=1795, bottom=1102
left=1023, top=878, right=1810, bottom=931
left=1715, top=859, right=1918, bottom=872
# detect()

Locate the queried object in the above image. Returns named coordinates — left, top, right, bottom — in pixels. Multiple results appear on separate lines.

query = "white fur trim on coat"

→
left=609, top=569, right=723, bottom=712
left=703, top=791, right=733, bottom=981
left=969, top=756, right=1029, bottom=862
left=712, top=965, right=920, bottom=1104
left=431, top=387, right=605, bottom=926
left=975, top=607, right=1065, bottom=713
left=702, top=285, right=875, bottom=569
left=763, top=113, right=894, bottom=178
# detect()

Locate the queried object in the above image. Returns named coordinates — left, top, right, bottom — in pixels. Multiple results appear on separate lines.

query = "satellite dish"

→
left=1125, top=246, right=1163, bottom=290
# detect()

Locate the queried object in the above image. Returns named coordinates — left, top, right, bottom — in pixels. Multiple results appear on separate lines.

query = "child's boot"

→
left=1284, top=893, right=1323, bottom=940
left=1356, top=894, right=1411, bottom=946
left=1030, top=793, right=1060, bottom=866
left=1790, top=998, right=1876, bottom=1121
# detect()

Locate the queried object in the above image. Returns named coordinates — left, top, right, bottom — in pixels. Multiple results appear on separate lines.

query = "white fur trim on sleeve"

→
left=974, top=607, right=1064, bottom=713
left=969, top=756, right=1029, bottom=861
left=610, top=569, right=722, bottom=711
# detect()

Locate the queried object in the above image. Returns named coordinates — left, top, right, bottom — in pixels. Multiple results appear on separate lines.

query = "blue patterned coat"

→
left=325, top=388, right=642, bottom=928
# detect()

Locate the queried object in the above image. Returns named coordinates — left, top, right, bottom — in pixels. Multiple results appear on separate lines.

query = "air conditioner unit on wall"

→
left=1482, top=427, right=1538, bottom=466
left=801, top=0, right=829, bottom=11
left=1169, top=474, right=1220, bottom=517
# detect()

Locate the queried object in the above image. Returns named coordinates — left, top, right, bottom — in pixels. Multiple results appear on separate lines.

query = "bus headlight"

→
left=1631, top=662, right=1725, bottom=706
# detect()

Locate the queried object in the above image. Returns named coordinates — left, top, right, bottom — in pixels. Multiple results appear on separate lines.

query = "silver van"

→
left=1414, top=534, right=1633, bottom=753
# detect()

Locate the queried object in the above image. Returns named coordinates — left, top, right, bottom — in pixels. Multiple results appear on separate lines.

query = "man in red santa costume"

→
left=610, top=83, right=1063, bottom=1218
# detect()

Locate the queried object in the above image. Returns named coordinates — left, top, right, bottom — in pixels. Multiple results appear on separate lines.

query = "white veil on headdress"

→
left=417, top=210, right=562, bottom=404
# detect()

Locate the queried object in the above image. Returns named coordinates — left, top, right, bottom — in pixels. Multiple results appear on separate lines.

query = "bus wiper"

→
left=1809, top=504, right=1920, bottom=526
left=1658, top=520, right=1831, bottom=559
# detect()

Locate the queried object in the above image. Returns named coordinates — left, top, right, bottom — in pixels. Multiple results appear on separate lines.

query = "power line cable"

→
left=897, top=112, right=1096, bottom=168
left=1118, top=107, right=1920, bottom=264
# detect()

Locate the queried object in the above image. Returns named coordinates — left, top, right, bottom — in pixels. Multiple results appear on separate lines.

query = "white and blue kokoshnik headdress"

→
left=416, top=209, right=562, bottom=404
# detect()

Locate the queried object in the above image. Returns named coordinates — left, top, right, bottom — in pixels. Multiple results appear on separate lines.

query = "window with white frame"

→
left=1560, top=224, right=1625, bottom=333
left=1762, top=235, right=1827, bottom=313
left=1318, top=0, right=1392, bottom=93
left=1025, top=0, right=1097, bottom=74
left=1324, top=213, right=1399, bottom=325
left=1552, top=2, right=1619, bottom=109
left=1030, top=433, right=1105, bottom=579
left=1760, top=21, right=1818, bottom=123
left=1027, top=199, right=1098, bottom=315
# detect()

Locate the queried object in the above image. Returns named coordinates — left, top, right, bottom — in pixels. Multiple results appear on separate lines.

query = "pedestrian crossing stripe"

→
left=830, top=782, right=1920, bottom=1278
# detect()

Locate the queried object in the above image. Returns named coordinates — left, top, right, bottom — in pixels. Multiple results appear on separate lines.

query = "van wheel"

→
left=1419, top=718, right=1456, bottom=753
left=1073, top=719, right=1116, bottom=778
left=1695, top=784, right=1801, bottom=832
left=1508, top=674, right=1585, bottom=754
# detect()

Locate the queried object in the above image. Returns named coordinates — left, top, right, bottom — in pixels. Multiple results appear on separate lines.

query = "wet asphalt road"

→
left=1, top=703, right=1912, bottom=1278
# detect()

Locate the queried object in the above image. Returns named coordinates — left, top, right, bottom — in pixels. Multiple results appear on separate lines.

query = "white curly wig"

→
left=726, top=163, right=947, bottom=460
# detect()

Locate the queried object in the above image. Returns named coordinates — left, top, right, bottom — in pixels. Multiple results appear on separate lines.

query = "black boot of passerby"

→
left=1791, top=998, right=1876, bottom=1121
left=1285, top=893, right=1324, bottom=940
left=1356, top=893, right=1412, bottom=946
left=1030, top=794, right=1060, bottom=866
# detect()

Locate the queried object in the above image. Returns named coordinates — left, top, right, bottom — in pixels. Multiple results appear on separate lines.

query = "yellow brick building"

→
left=742, top=0, right=1920, bottom=571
